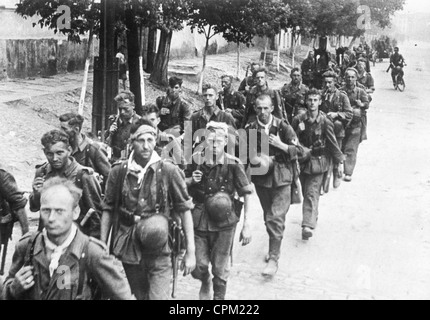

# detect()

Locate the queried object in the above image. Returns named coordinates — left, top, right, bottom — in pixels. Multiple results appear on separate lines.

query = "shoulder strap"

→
left=75, top=169, right=85, bottom=190
left=85, top=146, right=92, bottom=167
left=155, top=161, right=170, bottom=214
left=77, top=237, right=101, bottom=300
left=77, top=237, right=89, bottom=297
left=24, top=232, right=42, bottom=267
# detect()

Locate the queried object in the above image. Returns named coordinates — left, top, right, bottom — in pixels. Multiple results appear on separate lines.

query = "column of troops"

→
left=0, top=53, right=374, bottom=300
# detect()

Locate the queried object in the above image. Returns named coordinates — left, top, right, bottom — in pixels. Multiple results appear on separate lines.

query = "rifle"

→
left=218, top=91, right=225, bottom=111
left=170, top=218, right=185, bottom=299
left=386, top=62, right=394, bottom=73
left=0, top=206, right=14, bottom=276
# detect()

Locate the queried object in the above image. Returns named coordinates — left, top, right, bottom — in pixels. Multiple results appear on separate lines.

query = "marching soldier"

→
left=59, top=112, right=111, bottom=188
left=142, top=104, right=185, bottom=168
left=2, top=178, right=134, bottom=300
left=291, top=89, right=345, bottom=240
left=105, top=91, right=141, bottom=163
left=187, top=83, right=237, bottom=163
left=301, top=51, right=316, bottom=88
left=245, top=95, right=304, bottom=277
left=356, top=59, right=375, bottom=143
left=101, top=119, right=196, bottom=300
left=340, top=68, right=370, bottom=182
left=217, top=75, right=246, bottom=128
left=238, top=62, right=260, bottom=95
left=156, top=76, right=191, bottom=137
left=29, top=130, right=103, bottom=239
left=321, top=71, right=353, bottom=189
left=242, top=68, right=286, bottom=128
left=0, top=168, right=29, bottom=236
left=280, top=68, right=309, bottom=123
left=186, top=121, right=253, bottom=300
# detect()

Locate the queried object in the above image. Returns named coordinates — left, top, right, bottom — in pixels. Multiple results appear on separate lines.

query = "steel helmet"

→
left=250, top=154, right=274, bottom=175
left=135, top=215, right=169, bottom=253
left=205, top=192, right=233, bottom=223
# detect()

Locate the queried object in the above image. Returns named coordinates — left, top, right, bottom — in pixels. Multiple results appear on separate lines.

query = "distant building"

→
left=0, top=0, right=92, bottom=80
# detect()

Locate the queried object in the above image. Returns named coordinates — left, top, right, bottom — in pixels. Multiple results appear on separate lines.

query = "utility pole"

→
left=92, top=0, right=118, bottom=138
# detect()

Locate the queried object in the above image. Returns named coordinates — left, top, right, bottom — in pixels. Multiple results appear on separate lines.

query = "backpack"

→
left=24, top=232, right=101, bottom=300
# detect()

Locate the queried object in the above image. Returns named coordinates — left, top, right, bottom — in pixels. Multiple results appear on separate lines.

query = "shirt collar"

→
left=303, top=111, right=323, bottom=124
left=45, top=157, right=79, bottom=178
left=128, top=150, right=161, bottom=184
left=257, top=115, right=274, bottom=134
left=77, top=134, right=91, bottom=152
left=201, top=106, right=220, bottom=119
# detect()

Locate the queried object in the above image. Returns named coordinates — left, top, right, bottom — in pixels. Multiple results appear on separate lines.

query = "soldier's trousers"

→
left=300, top=173, right=325, bottom=229
left=343, top=124, right=362, bottom=176
left=192, top=228, right=236, bottom=300
left=255, top=185, right=291, bottom=262
left=123, top=255, right=171, bottom=300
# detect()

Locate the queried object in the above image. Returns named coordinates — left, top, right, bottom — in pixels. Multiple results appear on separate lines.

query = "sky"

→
left=403, top=0, right=430, bottom=13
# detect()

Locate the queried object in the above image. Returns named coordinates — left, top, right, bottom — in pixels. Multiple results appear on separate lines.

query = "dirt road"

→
left=1, top=44, right=429, bottom=300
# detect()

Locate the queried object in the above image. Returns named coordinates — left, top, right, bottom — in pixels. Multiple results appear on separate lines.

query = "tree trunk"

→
left=139, top=25, right=145, bottom=106
left=236, top=42, right=240, bottom=80
left=348, top=35, right=359, bottom=49
left=150, top=29, right=172, bottom=87
left=277, top=33, right=281, bottom=72
left=145, top=27, right=157, bottom=73
left=125, top=6, right=142, bottom=113
left=263, top=38, right=268, bottom=67
left=198, top=29, right=211, bottom=95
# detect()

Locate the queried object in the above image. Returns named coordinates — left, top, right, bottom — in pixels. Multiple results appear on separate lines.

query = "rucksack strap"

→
left=24, top=232, right=42, bottom=268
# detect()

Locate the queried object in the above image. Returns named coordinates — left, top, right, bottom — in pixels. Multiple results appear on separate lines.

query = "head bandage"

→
left=131, top=125, right=157, bottom=141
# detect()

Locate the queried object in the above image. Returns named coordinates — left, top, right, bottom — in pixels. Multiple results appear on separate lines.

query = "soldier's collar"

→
left=77, top=134, right=91, bottom=153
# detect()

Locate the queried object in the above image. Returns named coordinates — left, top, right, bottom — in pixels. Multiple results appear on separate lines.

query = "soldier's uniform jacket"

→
left=280, top=82, right=309, bottom=120
left=2, top=228, right=134, bottom=300
left=102, top=159, right=194, bottom=265
left=301, top=58, right=316, bottom=79
left=185, top=153, right=252, bottom=232
left=292, top=111, right=345, bottom=175
left=390, top=53, right=405, bottom=67
left=29, top=158, right=103, bottom=239
left=72, top=134, right=111, bottom=181
left=243, top=84, right=286, bottom=128
left=156, top=95, right=191, bottom=134
left=357, top=71, right=375, bottom=91
left=216, top=89, right=246, bottom=127
left=245, top=116, right=304, bottom=188
left=238, top=75, right=257, bottom=94
left=106, top=113, right=141, bottom=161
left=0, top=169, right=27, bottom=215
left=321, top=89, right=353, bottom=125
left=340, top=85, right=369, bottom=128
left=190, top=106, right=237, bottom=137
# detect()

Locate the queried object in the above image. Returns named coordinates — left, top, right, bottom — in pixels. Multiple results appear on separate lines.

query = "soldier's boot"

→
left=213, top=278, right=227, bottom=301
left=333, top=168, right=342, bottom=189
left=262, top=259, right=279, bottom=278
left=262, top=239, right=281, bottom=277
left=199, top=275, right=213, bottom=300
left=302, top=227, right=314, bottom=241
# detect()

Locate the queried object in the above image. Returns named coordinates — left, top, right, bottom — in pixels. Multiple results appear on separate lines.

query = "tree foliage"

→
left=16, top=0, right=101, bottom=43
